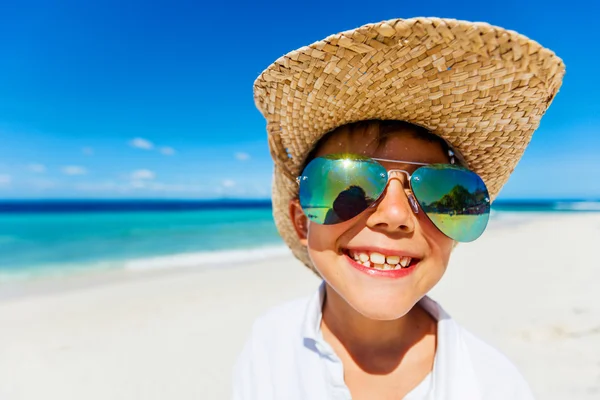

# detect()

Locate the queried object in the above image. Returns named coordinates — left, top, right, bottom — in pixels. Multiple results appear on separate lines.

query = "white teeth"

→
left=369, top=252, right=386, bottom=264
left=386, top=255, right=400, bottom=265
left=349, top=250, right=415, bottom=270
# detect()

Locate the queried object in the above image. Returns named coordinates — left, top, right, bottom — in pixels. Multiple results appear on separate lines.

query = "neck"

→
left=320, top=284, right=436, bottom=365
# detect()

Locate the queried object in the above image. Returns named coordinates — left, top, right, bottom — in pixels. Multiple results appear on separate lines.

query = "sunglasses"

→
left=296, top=153, right=490, bottom=242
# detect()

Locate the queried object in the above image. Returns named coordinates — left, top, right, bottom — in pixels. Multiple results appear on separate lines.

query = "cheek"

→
left=305, top=221, right=347, bottom=254
left=417, top=213, right=454, bottom=260
left=305, top=221, right=355, bottom=278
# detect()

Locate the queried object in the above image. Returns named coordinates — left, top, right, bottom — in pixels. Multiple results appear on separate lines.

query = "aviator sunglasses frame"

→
left=296, top=150, right=491, bottom=241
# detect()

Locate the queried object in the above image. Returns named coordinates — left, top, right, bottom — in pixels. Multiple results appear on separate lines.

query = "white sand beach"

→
left=0, top=213, right=599, bottom=400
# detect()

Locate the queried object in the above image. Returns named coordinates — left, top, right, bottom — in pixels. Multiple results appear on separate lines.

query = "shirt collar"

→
left=301, top=280, right=448, bottom=337
left=299, top=281, right=481, bottom=399
left=300, top=281, right=448, bottom=351
left=301, top=280, right=327, bottom=345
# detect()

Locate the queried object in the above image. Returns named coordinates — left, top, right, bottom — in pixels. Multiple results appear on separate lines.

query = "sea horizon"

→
left=1, top=198, right=599, bottom=213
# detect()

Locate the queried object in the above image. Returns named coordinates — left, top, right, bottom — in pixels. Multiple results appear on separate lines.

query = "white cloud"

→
left=28, top=164, right=47, bottom=173
left=0, top=174, right=12, bottom=185
left=235, top=152, right=250, bottom=161
left=160, top=147, right=176, bottom=156
left=129, top=137, right=154, bottom=150
left=82, top=147, right=94, bottom=156
left=130, top=169, right=155, bottom=180
left=222, top=179, right=236, bottom=188
left=62, top=166, right=87, bottom=175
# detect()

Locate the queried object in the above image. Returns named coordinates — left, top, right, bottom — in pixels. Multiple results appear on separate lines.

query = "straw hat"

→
left=253, top=17, right=565, bottom=272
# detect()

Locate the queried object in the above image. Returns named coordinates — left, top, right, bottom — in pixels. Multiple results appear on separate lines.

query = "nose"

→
left=366, top=174, right=416, bottom=235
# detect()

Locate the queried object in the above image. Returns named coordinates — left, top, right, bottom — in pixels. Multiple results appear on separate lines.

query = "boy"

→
left=234, top=17, right=564, bottom=399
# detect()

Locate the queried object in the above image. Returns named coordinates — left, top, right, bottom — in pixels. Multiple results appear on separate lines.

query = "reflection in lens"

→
left=411, top=165, right=490, bottom=242
left=332, top=185, right=371, bottom=221
left=298, top=154, right=388, bottom=224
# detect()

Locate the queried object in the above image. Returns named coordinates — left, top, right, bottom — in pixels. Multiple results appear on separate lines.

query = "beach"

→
left=0, top=212, right=599, bottom=399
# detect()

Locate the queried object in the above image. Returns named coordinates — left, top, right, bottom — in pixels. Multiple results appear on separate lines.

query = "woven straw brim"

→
left=253, top=17, right=565, bottom=273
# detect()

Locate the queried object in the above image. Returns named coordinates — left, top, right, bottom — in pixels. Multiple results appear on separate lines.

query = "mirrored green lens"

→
left=411, top=165, right=490, bottom=242
left=298, top=154, right=388, bottom=224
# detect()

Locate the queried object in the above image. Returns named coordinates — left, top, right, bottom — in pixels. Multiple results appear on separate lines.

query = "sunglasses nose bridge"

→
left=379, top=169, right=419, bottom=214
left=386, top=169, right=410, bottom=185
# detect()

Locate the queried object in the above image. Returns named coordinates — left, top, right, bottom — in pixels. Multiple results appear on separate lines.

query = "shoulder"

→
left=232, top=296, right=312, bottom=399
left=249, top=295, right=311, bottom=338
left=235, top=294, right=311, bottom=364
left=455, top=323, right=536, bottom=399
left=424, top=297, right=535, bottom=399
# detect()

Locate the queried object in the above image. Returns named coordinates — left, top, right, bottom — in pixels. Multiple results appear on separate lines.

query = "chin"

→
left=344, top=288, right=421, bottom=321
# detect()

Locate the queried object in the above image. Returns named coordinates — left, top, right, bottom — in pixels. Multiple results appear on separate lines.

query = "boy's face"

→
left=290, top=125, right=455, bottom=320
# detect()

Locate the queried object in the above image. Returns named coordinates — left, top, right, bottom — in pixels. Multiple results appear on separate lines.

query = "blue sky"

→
left=0, top=0, right=598, bottom=200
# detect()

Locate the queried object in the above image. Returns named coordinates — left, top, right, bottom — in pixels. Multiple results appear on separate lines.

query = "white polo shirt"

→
left=232, top=282, right=535, bottom=399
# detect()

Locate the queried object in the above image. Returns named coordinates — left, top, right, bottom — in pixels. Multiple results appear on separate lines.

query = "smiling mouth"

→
left=343, top=249, right=420, bottom=271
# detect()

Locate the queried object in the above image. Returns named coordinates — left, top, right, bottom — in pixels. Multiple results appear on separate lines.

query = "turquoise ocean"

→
left=0, top=199, right=598, bottom=282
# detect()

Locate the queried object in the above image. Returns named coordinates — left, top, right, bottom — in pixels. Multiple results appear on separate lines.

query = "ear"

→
left=289, top=198, right=308, bottom=247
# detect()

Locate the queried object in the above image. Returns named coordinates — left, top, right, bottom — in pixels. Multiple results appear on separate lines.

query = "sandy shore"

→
left=0, top=213, right=599, bottom=399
